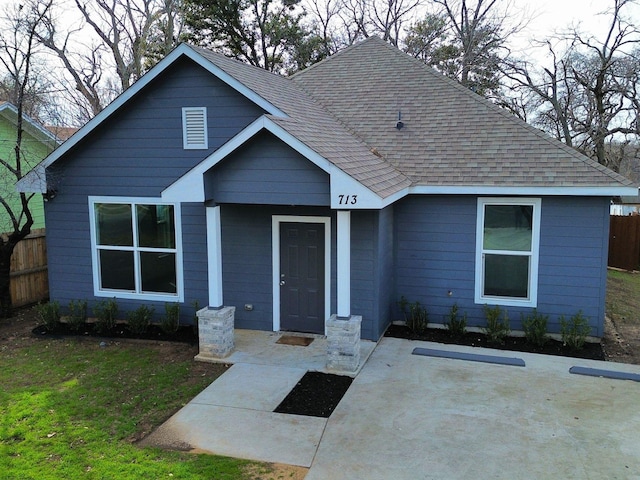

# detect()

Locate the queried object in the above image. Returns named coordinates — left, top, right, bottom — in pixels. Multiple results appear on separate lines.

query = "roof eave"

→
left=409, top=185, right=639, bottom=197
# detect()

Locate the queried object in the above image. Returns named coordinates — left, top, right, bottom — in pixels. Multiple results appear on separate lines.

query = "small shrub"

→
left=67, top=299, right=88, bottom=332
left=407, top=301, right=428, bottom=334
left=160, top=303, right=180, bottom=334
left=483, top=304, right=510, bottom=344
left=560, top=311, right=592, bottom=350
left=36, top=301, right=60, bottom=332
left=127, top=305, right=154, bottom=335
left=444, top=303, right=467, bottom=338
left=93, top=298, right=118, bottom=334
left=521, top=309, right=548, bottom=347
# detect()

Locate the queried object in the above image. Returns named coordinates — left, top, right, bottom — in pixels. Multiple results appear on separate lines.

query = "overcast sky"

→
left=510, top=0, right=640, bottom=60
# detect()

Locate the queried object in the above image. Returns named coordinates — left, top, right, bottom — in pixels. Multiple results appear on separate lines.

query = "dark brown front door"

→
left=280, top=222, right=325, bottom=334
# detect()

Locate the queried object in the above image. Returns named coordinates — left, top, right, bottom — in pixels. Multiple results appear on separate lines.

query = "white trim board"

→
left=272, top=215, right=331, bottom=334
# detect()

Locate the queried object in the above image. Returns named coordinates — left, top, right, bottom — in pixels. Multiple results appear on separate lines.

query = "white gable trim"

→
left=16, top=43, right=286, bottom=193
left=161, top=115, right=386, bottom=209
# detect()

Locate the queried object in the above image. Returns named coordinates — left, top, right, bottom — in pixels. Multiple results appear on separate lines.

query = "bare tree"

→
left=0, top=0, right=54, bottom=317
left=404, top=0, right=526, bottom=101
left=504, top=0, right=640, bottom=171
left=35, top=0, right=182, bottom=123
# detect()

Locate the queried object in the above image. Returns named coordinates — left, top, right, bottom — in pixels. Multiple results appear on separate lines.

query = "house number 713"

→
left=338, top=194, right=357, bottom=205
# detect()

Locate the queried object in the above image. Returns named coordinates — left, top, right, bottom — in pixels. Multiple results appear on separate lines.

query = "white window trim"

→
left=475, top=197, right=541, bottom=308
left=89, top=196, right=184, bottom=302
left=182, top=107, right=208, bottom=150
left=272, top=215, right=331, bottom=334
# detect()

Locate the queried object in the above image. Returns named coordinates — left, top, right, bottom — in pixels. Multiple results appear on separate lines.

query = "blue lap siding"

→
left=394, top=195, right=609, bottom=336
left=44, top=57, right=265, bottom=323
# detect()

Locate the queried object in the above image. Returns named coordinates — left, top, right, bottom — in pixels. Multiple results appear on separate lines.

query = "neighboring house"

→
left=18, top=37, right=637, bottom=339
left=611, top=196, right=640, bottom=216
left=0, top=102, right=61, bottom=233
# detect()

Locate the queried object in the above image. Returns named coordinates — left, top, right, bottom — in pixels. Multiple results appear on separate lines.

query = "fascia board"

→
left=409, top=185, right=639, bottom=197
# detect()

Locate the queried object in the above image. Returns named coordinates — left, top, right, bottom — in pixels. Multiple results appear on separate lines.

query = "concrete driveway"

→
left=145, top=333, right=640, bottom=479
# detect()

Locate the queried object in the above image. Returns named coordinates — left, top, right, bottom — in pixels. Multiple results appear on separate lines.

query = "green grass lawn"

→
left=606, top=269, right=640, bottom=327
left=0, top=338, right=268, bottom=479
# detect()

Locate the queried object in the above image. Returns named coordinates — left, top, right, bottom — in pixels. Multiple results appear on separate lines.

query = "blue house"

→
left=18, top=37, right=636, bottom=340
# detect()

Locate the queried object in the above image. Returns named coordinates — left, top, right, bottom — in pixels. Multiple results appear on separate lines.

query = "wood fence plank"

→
left=609, top=215, right=640, bottom=271
left=9, top=228, right=49, bottom=307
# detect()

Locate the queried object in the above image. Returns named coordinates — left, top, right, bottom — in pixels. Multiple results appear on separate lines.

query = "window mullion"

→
left=132, top=203, right=142, bottom=295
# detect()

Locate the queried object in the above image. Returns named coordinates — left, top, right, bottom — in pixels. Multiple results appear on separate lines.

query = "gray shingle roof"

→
left=193, top=45, right=411, bottom=198
left=290, top=36, right=634, bottom=191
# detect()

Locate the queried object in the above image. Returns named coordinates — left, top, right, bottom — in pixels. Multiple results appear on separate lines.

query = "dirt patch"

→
left=242, top=462, right=308, bottom=480
left=602, top=316, right=640, bottom=364
left=274, top=371, right=353, bottom=417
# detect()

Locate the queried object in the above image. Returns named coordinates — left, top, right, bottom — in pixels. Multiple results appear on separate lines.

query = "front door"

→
left=280, top=222, right=325, bottom=334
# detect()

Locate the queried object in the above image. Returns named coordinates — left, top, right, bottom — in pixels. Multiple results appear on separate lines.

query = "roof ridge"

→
left=290, top=36, right=385, bottom=79
left=188, top=43, right=289, bottom=82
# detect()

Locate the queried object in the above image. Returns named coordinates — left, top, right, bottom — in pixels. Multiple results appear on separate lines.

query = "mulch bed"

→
left=384, top=324, right=605, bottom=361
left=32, top=322, right=198, bottom=344
left=274, top=371, right=353, bottom=418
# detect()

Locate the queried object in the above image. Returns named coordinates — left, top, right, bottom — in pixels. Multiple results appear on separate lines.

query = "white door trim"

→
left=272, top=215, right=331, bottom=333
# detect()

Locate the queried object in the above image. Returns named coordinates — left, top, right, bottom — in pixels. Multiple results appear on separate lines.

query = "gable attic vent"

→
left=182, top=107, right=208, bottom=149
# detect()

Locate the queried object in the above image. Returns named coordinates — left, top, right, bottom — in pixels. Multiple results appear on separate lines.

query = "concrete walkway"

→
left=145, top=332, right=640, bottom=479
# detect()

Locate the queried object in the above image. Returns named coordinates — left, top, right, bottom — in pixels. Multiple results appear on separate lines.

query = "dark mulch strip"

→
left=385, top=324, right=605, bottom=361
left=32, top=322, right=198, bottom=344
left=274, top=371, right=353, bottom=418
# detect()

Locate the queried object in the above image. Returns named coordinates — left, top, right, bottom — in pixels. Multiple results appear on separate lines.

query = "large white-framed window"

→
left=475, top=197, right=541, bottom=308
left=89, top=196, right=184, bottom=302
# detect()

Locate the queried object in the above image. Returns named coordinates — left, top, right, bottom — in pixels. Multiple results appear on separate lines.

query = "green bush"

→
left=160, top=303, right=180, bottom=334
left=36, top=301, right=60, bottom=332
left=93, top=299, right=118, bottom=334
left=127, top=305, right=154, bottom=335
left=444, top=303, right=467, bottom=338
left=407, top=301, right=429, bottom=334
left=483, top=304, right=510, bottom=344
left=560, top=311, right=592, bottom=350
left=67, top=299, right=88, bottom=332
left=521, top=309, right=549, bottom=347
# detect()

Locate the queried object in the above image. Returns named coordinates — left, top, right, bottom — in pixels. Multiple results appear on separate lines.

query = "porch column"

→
left=327, top=210, right=361, bottom=373
left=206, top=205, right=223, bottom=307
left=337, top=210, right=351, bottom=317
left=196, top=205, right=235, bottom=362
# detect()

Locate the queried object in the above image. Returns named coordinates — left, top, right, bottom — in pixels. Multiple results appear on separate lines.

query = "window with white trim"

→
left=182, top=107, right=208, bottom=149
left=475, top=198, right=541, bottom=307
left=89, top=197, right=183, bottom=301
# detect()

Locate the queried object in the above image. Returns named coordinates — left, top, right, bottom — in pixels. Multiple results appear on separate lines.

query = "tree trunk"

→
left=0, top=246, right=14, bottom=318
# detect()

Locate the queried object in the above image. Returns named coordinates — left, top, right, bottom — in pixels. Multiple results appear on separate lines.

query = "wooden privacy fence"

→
left=10, top=228, right=49, bottom=307
left=609, top=215, right=640, bottom=271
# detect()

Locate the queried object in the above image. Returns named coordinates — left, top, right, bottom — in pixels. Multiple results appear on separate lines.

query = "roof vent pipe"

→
left=396, top=111, right=404, bottom=130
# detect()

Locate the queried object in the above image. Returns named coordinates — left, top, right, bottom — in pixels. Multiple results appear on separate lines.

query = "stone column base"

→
left=326, top=314, right=362, bottom=372
left=194, top=306, right=235, bottom=361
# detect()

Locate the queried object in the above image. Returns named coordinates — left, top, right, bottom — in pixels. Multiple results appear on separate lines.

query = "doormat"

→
left=274, top=371, right=353, bottom=418
left=276, top=335, right=314, bottom=346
